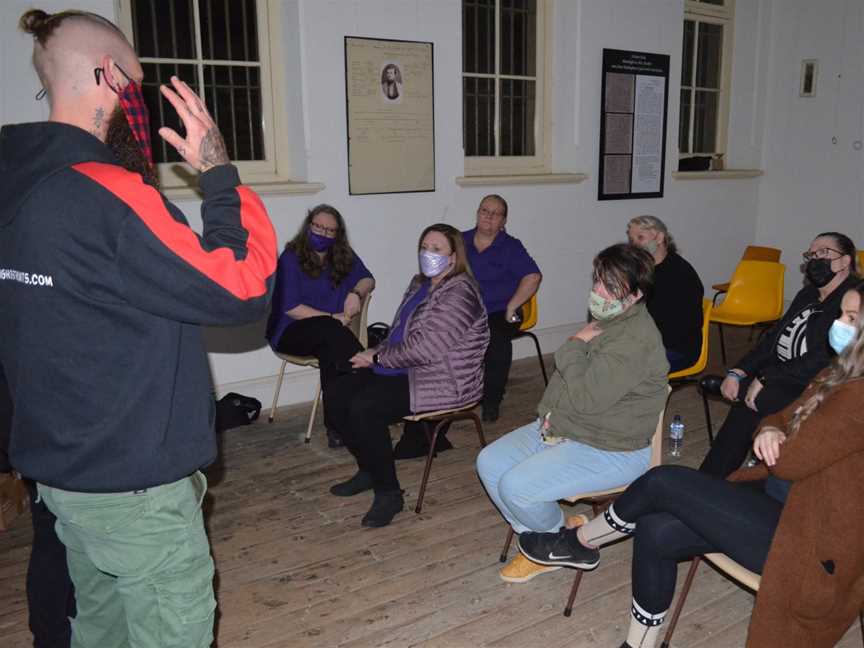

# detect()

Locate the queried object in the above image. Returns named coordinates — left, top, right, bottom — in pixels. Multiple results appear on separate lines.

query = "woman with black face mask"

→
left=700, top=232, right=858, bottom=477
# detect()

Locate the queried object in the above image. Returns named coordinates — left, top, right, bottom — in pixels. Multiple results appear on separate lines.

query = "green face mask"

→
left=588, top=289, right=626, bottom=320
left=642, top=239, right=659, bottom=255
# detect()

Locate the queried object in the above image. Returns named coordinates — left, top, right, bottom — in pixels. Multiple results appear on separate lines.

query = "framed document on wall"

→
left=344, top=36, right=435, bottom=195
left=598, top=49, right=670, bottom=200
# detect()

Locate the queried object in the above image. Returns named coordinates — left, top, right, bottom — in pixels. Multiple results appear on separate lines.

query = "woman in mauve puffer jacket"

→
left=324, top=223, right=489, bottom=528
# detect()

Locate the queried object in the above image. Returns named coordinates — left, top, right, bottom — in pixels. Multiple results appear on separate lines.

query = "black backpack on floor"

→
left=215, top=392, right=262, bottom=433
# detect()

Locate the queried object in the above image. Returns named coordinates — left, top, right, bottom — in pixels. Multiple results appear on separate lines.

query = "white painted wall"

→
left=754, top=0, right=864, bottom=300
left=2, top=0, right=777, bottom=408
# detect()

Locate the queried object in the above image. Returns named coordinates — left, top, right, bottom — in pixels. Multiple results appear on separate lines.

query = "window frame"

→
left=680, top=0, right=734, bottom=158
left=116, top=0, right=294, bottom=189
left=462, top=0, right=551, bottom=176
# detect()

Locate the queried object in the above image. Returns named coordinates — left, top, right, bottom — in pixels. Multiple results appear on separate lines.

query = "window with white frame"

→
left=462, top=0, right=547, bottom=173
left=679, top=0, right=733, bottom=159
left=118, top=0, right=284, bottom=185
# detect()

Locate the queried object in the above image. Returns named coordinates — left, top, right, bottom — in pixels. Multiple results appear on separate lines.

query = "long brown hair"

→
left=417, top=223, right=473, bottom=279
left=287, top=204, right=355, bottom=286
left=787, top=281, right=864, bottom=437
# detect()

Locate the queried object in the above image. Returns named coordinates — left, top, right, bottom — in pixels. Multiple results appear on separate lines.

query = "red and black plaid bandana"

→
left=116, top=80, right=153, bottom=165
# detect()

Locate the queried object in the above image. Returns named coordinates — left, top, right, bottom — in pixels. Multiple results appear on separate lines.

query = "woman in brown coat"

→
left=324, top=224, right=489, bottom=528
left=517, top=281, right=864, bottom=648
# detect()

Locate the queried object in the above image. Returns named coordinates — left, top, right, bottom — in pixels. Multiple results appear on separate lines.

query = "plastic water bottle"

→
left=669, top=415, right=684, bottom=457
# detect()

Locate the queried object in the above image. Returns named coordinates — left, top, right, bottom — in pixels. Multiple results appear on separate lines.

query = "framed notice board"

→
left=598, top=48, right=670, bottom=200
left=344, top=36, right=436, bottom=195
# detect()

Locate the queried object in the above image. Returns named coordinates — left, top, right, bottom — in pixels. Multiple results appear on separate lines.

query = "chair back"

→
left=519, top=294, right=539, bottom=332
left=348, top=293, right=372, bottom=348
left=741, top=245, right=781, bottom=263
left=713, top=260, right=785, bottom=323
left=668, top=299, right=712, bottom=379
left=857, top=250, right=864, bottom=276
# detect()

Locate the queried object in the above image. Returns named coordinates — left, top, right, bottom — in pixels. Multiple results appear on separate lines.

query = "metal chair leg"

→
left=717, top=323, right=727, bottom=365
left=500, top=527, right=515, bottom=563
left=525, top=331, right=549, bottom=385
left=415, top=419, right=448, bottom=514
left=701, top=387, right=714, bottom=445
left=268, top=360, right=289, bottom=423
left=660, top=557, right=702, bottom=648
left=563, top=569, right=585, bottom=617
left=304, top=381, right=322, bottom=443
left=469, top=412, right=487, bottom=447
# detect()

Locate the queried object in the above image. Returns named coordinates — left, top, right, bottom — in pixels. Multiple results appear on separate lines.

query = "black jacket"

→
left=737, top=274, right=859, bottom=389
left=0, top=122, right=276, bottom=491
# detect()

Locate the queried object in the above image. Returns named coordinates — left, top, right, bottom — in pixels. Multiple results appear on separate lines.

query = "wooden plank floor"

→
left=2, top=326, right=863, bottom=647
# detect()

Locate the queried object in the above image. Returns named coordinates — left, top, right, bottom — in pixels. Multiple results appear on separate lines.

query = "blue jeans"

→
left=476, top=419, right=651, bottom=533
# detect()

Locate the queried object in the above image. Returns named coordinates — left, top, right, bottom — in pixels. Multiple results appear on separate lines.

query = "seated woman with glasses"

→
left=265, top=204, right=375, bottom=448
left=323, top=224, right=489, bottom=528
left=476, top=243, right=669, bottom=583
left=700, top=231, right=858, bottom=476
left=517, top=281, right=864, bottom=648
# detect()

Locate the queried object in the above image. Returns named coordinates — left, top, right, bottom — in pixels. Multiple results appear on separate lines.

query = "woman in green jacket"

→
left=477, top=243, right=669, bottom=583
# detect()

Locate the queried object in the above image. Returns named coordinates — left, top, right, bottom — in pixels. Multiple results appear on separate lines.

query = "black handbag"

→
left=366, top=322, right=391, bottom=349
left=214, top=392, right=262, bottom=433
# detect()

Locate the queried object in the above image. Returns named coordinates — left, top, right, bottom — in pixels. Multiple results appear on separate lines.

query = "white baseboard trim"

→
left=215, top=322, right=580, bottom=411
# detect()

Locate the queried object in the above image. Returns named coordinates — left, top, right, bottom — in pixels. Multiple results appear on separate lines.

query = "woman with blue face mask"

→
left=265, top=204, right=375, bottom=448
left=323, top=224, right=489, bottom=528
left=516, top=282, right=864, bottom=648
left=476, top=243, right=669, bottom=584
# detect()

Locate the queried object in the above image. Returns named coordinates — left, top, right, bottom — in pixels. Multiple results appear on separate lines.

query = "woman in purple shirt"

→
left=265, top=205, right=375, bottom=447
left=323, top=224, right=490, bottom=528
left=464, top=195, right=542, bottom=422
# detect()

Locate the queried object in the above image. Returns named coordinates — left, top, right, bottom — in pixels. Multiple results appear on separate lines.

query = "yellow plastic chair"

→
left=712, top=245, right=782, bottom=304
left=710, top=260, right=785, bottom=365
left=669, top=299, right=715, bottom=443
left=268, top=294, right=371, bottom=442
left=857, top=250, right=864, bottom=275
left=512, top=294, right=548, bottom=385
left=498, top=387, right=670, bottom=617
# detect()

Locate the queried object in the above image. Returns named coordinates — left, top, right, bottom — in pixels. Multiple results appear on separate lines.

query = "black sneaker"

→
left=329, top=471, right=373, bottom=497
left=361, top=490, right=404, bottom=527
left=481, top=402, right=500, bottom=422
left=517, top=527, right=600, bottom=569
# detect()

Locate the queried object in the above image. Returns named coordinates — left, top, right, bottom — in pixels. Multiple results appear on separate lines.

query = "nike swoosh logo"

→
left=548, top=553, right=572, bottom=560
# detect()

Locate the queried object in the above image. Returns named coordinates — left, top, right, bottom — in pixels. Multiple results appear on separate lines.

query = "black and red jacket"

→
left=0, top=121, right=277, bottom=492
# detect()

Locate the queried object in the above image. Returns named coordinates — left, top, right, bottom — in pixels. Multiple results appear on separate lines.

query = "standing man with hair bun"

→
left=1, top=8, right=277, bottom=646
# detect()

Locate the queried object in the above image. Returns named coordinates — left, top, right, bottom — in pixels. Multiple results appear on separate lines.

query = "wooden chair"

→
left=512, top=294, right=548, bottom=385
left=661, top=553, right=864, bottom=647
left=712, top=245, right=782, bottom=305
left=498, top=387, right=670, bottom=616
left=668, top=299, right=715, bottom=443
left=404, top=403, right=486, bottom=514
left=710, top=261, right=785, bottom=365
left=268, top=294, right=371, bottom=442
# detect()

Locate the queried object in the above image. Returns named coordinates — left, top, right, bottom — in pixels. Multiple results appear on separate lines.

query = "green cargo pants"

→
left=38, top=472, right=216, bottom=648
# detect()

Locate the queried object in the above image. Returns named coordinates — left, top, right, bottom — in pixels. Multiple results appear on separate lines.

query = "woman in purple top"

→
left=265, top=204, right=375, bottom=447
left=324, top=224, right=490, bottom=528
left=464, top=195, right=542, bottom=422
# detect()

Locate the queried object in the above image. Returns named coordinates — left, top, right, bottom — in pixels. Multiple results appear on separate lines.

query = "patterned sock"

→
left=576, top=503, right=635, bottom=548
left=625, top=599, right=666, bottom=648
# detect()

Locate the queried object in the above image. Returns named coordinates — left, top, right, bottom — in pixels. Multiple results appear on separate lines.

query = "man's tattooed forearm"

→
left=198, top=128, right=229, bottom=171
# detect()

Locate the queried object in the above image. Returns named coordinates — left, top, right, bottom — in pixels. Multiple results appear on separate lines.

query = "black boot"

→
left=481, top=401, right=500, bottom=422
left=326, top=428, right=344, bottom=448
left=361, top=490, right=404, bottom=527
left=330, top=471, right=373, bottom=497
left=393, top=422, right=453, bottom=460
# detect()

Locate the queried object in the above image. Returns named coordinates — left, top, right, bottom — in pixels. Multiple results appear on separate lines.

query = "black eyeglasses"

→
left=802, top=248, right=843, bottom=262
